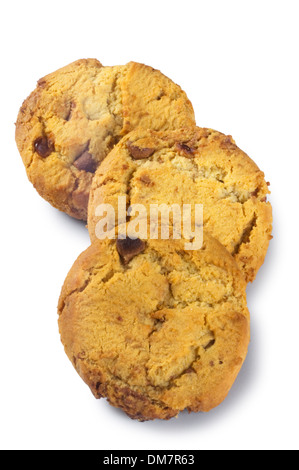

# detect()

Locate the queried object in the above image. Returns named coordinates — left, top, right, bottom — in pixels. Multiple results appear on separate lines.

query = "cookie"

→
left=15, top=59, right=195, bottom=220
left=88, top=127, right=272, bottom=282
left=58, top=232, right=250, bottom=421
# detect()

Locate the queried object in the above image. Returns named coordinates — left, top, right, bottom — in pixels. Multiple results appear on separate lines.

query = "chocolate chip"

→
left=219, top=136, right=237, bottom=152
left=176, top=142, right=196, bottom=156
left=37, top=78, right=47, bottom=88
left=250, top=188, right=259, bottom=198
left=127, top=143, right=155, bottom=160
left=34, top=137, right=54, bottom=158
left=73, top=151, right=97, bottom=173
left=139, top=174, right=153, bottom=186
left=116, top=237, right=146, bottom=264
left=203, top=339, right=215, bottom=350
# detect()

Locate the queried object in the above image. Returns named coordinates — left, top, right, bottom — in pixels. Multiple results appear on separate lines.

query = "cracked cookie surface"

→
left=88, top=127, right=273, bottom=282
left=15, top=59, right=195, bottom=220
left=58, top=233, right=250, bottom=421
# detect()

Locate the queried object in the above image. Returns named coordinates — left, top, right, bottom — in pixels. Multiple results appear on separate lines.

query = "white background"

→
left=1, top=0, right=298, bottom=451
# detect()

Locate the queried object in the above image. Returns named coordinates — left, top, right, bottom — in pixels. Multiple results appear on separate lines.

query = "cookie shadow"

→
left=53, top=209, right=88, bottom=232
left=46, top=205, right=91, bottom=245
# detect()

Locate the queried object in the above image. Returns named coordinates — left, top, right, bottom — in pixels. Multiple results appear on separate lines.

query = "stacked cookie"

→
left=16, top=59, right=272, bottom=421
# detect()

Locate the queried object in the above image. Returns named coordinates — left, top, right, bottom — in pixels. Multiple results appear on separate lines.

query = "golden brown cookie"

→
left=15, top=59, right=195, bottom=220
left=88, top=127, right=272, bottom=282
left=58, top=233, right=250, bottom=421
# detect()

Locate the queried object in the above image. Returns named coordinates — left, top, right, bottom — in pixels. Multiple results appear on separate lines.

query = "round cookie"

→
left=58, top=233, right=250, bottom=421
left=88, top=127, right=272, bottom=282
left=15, top=59, right=195, bottom=220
